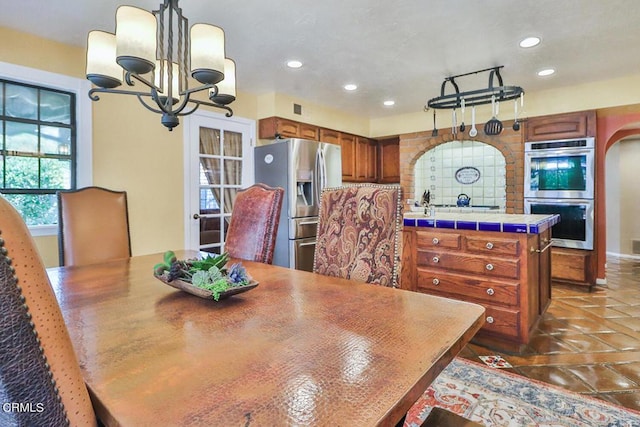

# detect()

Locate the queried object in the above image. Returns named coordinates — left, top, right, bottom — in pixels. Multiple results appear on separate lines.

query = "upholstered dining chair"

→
left=0, top=196, right=97, bottom=426
left=57, top=186, right=131, bottom=267
left=313, top=184, right=403, bottom=287
left=224, top=183, right=284, bottom=264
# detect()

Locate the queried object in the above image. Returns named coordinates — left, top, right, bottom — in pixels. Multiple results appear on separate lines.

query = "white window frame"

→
left=0, top=61, right=93, bottom=236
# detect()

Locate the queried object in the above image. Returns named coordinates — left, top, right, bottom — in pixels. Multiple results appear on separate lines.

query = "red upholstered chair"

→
left=224, top=183, right=284, bottom=264
left=0, top=195, right=97, bottom=426
left=57, top=186, right=131, bottom=267
left=313, top=184, right=403, bottom=287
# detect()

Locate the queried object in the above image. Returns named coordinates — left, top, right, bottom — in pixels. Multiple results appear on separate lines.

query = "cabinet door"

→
left=355, top=137, right=376, bottom=181
left=525, top=111, right=595, bottom=141
left=299, top=123, right=319, bottom=140
left=378, top=138, right=400, bottom=183
left=319, top=128, right=340, bottom=145
left=340, top=133, right=356, bottom=181
left=365, top=140, right=377, bottom=181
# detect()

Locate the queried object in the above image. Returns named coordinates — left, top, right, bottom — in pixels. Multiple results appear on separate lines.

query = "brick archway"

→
left=400, top=127, right=524, bottom=213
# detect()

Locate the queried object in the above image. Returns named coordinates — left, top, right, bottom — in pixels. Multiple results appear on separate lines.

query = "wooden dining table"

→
left=47, top=251, right=485, bottom=427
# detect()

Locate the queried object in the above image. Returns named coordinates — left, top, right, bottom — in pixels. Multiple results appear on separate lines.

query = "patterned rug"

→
left=404, top=358, right=640, bottom=427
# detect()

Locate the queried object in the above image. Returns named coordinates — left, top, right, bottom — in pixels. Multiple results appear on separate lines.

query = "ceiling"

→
left=2, top=0, right=640, bottom=119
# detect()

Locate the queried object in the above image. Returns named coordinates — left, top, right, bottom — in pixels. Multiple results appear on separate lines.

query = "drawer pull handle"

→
left=486, top=316, right=494, bottom=324
left=486, top=288, right=495, bottom=296
left=486, top=242, right=494, bottom=250
left=432, top=256, right=440, bottom=263
left=432, top=237, right=439, bottom=245
left=432, top=278, right=440, bottom=286
left=486, top=263, right=494, bottom=271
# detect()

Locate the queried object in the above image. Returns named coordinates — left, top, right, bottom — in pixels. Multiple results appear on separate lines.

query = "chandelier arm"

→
left=125, top=72, right=158, bottom=91
left=89, top=87, right=156, bottom=102
left=136, top=94, right=165, bottom=114
left=186, top=99, right=234, bottom=117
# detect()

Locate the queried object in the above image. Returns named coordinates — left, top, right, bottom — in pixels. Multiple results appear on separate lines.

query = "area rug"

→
left=404, top=358, right=640, bottom=427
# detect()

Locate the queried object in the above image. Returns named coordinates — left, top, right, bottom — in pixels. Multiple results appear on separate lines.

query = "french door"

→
left=183, top=111, right=255, bottom=253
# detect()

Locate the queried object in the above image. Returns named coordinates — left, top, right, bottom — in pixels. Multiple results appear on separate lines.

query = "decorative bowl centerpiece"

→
left=153, top=251, right=258, bottom=301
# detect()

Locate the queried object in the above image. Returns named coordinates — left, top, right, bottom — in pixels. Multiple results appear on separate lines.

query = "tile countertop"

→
left=403, top=212, right=560, bottom=234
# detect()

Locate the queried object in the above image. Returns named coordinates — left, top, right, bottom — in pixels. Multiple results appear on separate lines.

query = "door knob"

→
left=193, top=213, right=201, bottom=219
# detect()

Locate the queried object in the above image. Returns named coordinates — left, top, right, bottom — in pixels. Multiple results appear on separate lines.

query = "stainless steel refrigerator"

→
left=255, top=138, right=342, bottom=271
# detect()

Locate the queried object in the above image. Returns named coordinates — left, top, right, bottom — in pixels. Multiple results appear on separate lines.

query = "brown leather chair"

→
left=0, top=195, right=97, bottom=426
left=224, top=183, right=284, bottom=264
left=313, top=184, right=403, bottom=287
left=57, top=186, right=131, bottom=267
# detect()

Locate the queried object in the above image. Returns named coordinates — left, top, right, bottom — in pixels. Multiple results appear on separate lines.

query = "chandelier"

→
left=85, top=0, right=236, bottom=131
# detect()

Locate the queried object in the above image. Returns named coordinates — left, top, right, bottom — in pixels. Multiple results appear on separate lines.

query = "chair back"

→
left=0, top=196, right=97, bottom=426
left=58, top=186, right=131, bottom=267
left=225, top=183, right=284, bottom=264
left=313, top=184, right=403, bottom=287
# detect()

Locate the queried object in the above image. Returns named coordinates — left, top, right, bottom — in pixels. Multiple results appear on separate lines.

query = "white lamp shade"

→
left=155, top=60, right=180, bottom=105
left=116, top=6, right=157, bottom=74
left=209, top=58, right=236, bottom=105
left=190, top=24, right=225, bottom=85
left=86, top=31, right=122, bottom=88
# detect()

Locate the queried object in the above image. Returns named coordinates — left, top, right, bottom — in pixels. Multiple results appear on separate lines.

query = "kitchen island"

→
left=401, top=212, right=560, bottom=353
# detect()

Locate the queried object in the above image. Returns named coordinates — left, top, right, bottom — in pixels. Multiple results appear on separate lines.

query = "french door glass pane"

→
left=223, top=131, right=242, bottom=157
left=224, top=159, right=242, bottom=185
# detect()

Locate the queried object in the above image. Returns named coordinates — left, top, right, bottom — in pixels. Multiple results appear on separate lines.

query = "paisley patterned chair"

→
left=225, top=183, right=284, bottom=264
left=313, top=184, right=403, bottom=287
left=0, top=196, right=97, bottom=426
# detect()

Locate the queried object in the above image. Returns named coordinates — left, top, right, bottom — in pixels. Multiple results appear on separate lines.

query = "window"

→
left=0, top=80, right=75, bottom=226
left=0, top=61, right=92, bottom=235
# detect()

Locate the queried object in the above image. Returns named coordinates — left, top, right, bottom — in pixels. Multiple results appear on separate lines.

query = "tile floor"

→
left=458, top=256, right=640, bottom=410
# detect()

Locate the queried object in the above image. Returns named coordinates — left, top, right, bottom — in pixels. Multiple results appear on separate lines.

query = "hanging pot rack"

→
left=425, top=66, right=524, bottom=110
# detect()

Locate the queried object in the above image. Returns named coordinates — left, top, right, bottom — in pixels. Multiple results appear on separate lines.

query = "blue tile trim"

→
left=436, top=219, right=456, bottom=229
left=478, top=222, right=501, bottom=232
left=529, top=224, right=540, bottom=234
left=456, top=221, right=477, bottom=230
left=503, top=223, right=528, bottom=233
left=404, top=218, right=417, bottom=227
left=417, top=218, right=435, bottom=227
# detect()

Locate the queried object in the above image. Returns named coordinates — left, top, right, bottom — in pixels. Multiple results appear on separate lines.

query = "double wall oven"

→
left=524, top=137, right=595, bottom=250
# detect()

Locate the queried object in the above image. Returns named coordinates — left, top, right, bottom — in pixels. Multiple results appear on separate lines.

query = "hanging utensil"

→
left=512, top=98, right=520, bottom=131
left=469, top=105, right=477, bottom=137
left=484, top=95, right=503, bottom=135
left=452, top=109, right=457, bottom=136
left=459, top=98, right=466, bottom=133
left=431, top=110, right=438, bottom=137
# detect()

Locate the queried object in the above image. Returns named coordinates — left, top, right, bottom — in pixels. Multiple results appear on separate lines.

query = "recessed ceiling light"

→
left=343, top=84, right=358, bottom=91
left=537, top=68, right=555, bottom=76
left=519, top=37, right=541, bottom=48
left=383, top=100, right=395, bottom=106
left=286, top=60, right=303, bottom=69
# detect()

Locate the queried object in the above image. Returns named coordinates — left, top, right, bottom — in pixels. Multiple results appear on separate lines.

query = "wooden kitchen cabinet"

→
left=258, top=116, right=319, bottom=140
left=402, top=226, right=551, bottom=353
left=354, top=137, right=377, bottom=182
left=377, top=137, right=400, bottom=183
left=339, top=133, right=356, bottom=181
left=525, top=110, right=596, bottom=141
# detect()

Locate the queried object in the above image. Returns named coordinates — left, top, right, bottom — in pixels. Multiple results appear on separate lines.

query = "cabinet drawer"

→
left=417, top=250, right=520, bottom=279
left=481, top=305, right=521, bottom=339
left=416, top=268, right=520, bottom=307
left=416, top=231, right=461, bottom=250
left=465, top=235, right=520, bottom=257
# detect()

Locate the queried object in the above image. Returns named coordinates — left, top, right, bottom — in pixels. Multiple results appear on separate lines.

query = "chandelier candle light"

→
left=85, top=0, right=236, bottom=130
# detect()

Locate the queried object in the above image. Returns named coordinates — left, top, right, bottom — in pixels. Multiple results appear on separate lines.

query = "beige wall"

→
left=3, top=25, right=640, bottom=266
left=606, top=139, right=640, bottom=257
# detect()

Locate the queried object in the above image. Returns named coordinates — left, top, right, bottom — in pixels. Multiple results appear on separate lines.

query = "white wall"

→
left=606, top=138, right=640, bottom=257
